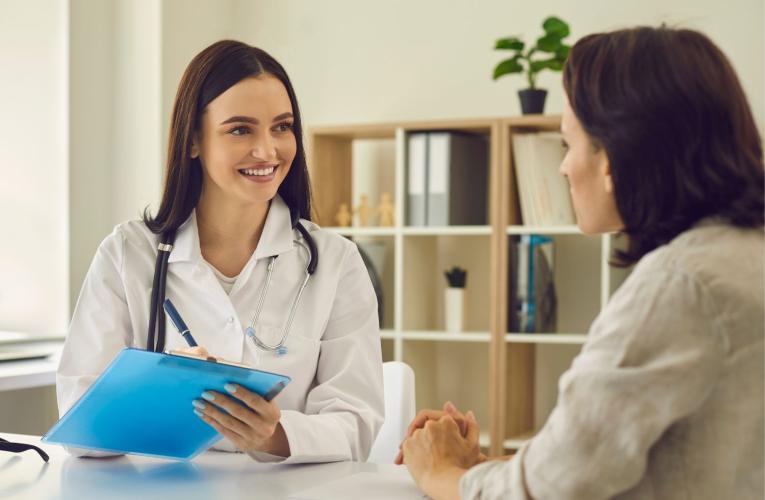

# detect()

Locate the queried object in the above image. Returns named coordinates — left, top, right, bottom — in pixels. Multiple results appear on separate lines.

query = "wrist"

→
left=423, top=465, right=467, bottom=500
left=261, top=422, right=290, bottom=457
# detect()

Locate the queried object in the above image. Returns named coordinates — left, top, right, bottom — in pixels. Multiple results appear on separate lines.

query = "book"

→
left=509, top=235, right=557, bottom=333
left=427, top=132, right=488, bottom=226
left=406, top=133, right=428, bottom=226
left=511, top=132, right=576, bottom=226
left=406, top=132, right=489, bottom=226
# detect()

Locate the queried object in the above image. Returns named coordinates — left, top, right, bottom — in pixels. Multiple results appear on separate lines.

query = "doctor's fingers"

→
left=196, top=398, right=253, bottom=438
left=224, top=384, right=280, bottom=423
left=195, top=410, right=249, bottom=450
left=201, top=392, right=276, bottom=439
left=179, top=346, right=211, bottom=358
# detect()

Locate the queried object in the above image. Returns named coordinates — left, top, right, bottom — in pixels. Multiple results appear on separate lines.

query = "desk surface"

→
left=0, top=434, right=424, bottom=500
left=0, top=333, right=65, bottom=391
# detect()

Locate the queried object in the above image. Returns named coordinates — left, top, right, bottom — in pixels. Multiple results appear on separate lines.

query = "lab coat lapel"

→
left=254, top=195, right=296, bottom=260
left=167, top=210, right=202, bottom=264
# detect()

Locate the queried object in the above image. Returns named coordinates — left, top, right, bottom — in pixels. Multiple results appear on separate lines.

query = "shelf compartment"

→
left=403, top=341, right=490, bottom=430
left=402, top=235, right=491, bottom=332
left=506, top=234, right=601, bottom=335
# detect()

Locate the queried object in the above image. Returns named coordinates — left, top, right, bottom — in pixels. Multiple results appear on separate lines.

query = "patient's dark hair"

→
left=563, top=26, right=764, bottom=266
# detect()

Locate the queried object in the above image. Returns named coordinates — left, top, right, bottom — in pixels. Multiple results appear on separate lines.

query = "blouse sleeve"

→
left=460, top=263, right=727, bottom=499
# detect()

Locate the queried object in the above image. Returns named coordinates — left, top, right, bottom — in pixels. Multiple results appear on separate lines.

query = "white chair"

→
left=368, top=361, right=416, bottom=463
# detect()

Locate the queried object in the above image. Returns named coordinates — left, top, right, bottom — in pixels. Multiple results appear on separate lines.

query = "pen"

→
left=163, top=298, right=198, bottom=347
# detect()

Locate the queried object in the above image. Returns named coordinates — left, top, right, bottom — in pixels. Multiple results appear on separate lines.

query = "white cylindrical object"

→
left=445, top=287, right=465, bottom=333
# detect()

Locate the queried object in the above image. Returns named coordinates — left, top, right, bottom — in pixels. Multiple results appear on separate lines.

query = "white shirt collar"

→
left=168, top=194, right=295, bottom=264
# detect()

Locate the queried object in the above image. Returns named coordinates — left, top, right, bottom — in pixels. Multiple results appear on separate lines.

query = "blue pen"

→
left=163, top=298, right=198, bottom=347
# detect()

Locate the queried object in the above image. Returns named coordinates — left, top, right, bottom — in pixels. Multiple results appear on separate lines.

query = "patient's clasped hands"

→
left=397, top=401, right=485, bottom=500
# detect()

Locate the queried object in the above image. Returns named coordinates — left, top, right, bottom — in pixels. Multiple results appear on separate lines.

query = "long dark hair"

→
left=563, top=26, right=764, bottom=266
left=144, top=40, right=312, bottom=234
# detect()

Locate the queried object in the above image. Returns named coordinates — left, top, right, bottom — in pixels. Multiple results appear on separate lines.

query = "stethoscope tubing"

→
left=146, top=212, right=317, bottom=354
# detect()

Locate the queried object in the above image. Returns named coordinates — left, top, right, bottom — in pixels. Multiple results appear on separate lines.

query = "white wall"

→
left=69, top=0, right=236, bottom=308
left=0, top=0, right=69, bottom=334
left=230, top=0, right=764, bottom=133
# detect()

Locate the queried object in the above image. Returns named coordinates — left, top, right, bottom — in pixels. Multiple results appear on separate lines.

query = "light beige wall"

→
left=230, top=0, right=764, bottom=133
left=0, top=0, right=69, bottom=334
left=161, top=0, right=236, bottom=155
left=69, top=0, right=116, bottom=311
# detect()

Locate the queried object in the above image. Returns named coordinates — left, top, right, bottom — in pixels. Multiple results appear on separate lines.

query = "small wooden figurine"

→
left=354, top=194, right=372, bottom=227
left=335, top=203, right=352, bottom=227
left=377, top=192, right=395, bottom=227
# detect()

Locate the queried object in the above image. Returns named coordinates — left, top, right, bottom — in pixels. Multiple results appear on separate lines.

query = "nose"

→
left=249, top=130, right=277, bottom=161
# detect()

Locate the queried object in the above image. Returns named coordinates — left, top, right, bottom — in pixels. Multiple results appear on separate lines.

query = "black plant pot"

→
left=518, top=88, right=548, bottom=115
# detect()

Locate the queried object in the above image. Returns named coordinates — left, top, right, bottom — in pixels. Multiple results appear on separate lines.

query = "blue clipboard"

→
left=43, top=348, right=291, bottom=460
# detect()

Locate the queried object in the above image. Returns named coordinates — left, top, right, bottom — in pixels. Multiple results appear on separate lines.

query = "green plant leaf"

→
left=536, top=34, right=563, bottom=53
left=495, top=37, right=525, bottom=51
left=543, top=16, right=570, bottom=38
left=493, top=57, right=524, bottom=80
left=555, top=44, right=571, bottom=59
left=530, top=57, right=564, bottom=73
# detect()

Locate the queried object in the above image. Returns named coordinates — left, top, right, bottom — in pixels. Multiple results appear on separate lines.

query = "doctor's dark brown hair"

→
left=563, top=26, right=764, bottom=266
left=143, top=40, right=312, bottom=234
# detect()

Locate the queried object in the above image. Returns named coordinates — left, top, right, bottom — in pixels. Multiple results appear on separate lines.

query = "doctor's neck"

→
left=195, top=193, right=270, bottom=255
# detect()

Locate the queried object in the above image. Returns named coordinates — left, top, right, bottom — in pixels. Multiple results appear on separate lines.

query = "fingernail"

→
left=445, top=401, right=456, bottom=412
left=192, top=400, right=206, bottom=410
left=201, top=391, right=215, bottom=401
left=224, top=383, right=237, bottom=394
left=467, top=410, right=476, bottom=421
left=193, top=409, right=203, bottom=417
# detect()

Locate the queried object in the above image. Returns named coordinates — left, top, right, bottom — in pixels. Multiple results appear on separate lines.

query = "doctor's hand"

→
left=402, top=413, right=482, bottom=500
left=193, top=383, right=291, bottom=458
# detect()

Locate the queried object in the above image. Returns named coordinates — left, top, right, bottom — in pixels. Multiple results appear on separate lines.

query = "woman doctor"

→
left=57, top=40, right=384, bottom=463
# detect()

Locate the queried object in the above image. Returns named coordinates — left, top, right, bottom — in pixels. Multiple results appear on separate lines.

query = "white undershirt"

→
left=206, top=261, right=238, bottom=295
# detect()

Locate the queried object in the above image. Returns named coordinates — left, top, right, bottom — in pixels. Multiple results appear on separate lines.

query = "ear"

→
left=190, top=135, right=200, bottom=159
left=599, top=152, right=614, bottom=194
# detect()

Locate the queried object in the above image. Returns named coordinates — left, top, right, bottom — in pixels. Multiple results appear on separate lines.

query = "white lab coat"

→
left=57, top=195, right=384, bottom=463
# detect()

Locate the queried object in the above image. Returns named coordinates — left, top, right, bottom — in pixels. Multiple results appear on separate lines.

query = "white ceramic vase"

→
left=445, top=287, right=465, bottom=333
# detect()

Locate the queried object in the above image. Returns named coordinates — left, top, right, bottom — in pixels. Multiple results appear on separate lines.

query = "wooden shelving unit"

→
left=307, top=116, right=631, bottom=455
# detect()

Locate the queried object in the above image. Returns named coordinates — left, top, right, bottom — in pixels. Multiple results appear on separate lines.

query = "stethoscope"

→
left=146, top=209, right=318, bottom=355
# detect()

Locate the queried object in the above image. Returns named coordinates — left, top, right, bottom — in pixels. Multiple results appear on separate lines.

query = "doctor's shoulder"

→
left=91, top=219, right=165, bottom=275
left=298, top=219, right=359, bottom=262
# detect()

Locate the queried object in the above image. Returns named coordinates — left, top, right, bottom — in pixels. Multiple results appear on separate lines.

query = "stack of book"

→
left=508, top=235, right=557, bottom=333
left=511, top=132, right=575, bottom=226
left=406, top=132, right=489, bottom=226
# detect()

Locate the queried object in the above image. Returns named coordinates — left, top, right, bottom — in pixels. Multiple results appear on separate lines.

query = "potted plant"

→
left=492, top=16, right=572, bottom=115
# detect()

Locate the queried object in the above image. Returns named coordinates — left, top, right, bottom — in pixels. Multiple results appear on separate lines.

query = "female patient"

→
left=399, top=27, right=764, bottom=499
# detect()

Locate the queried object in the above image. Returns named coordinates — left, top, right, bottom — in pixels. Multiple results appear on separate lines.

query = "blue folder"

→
left=43, top=348, right=291, bottom=460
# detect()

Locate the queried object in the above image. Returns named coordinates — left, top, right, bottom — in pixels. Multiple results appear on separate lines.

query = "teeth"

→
left=240, top=166, right=276, bottom=176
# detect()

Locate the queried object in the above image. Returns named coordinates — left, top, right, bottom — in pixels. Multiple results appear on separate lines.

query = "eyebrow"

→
left=219, top=112, right=294, bottom=126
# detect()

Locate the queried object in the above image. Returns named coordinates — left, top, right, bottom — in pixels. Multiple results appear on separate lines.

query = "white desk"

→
left=0, top=434, right=424, bottom=500
left=0, top=333, right=64, bottom=392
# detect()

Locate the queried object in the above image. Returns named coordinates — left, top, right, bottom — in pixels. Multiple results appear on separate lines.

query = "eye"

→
left=274, top=122, right=294, bottom=133
left=229, top=126, right=250, bottom=136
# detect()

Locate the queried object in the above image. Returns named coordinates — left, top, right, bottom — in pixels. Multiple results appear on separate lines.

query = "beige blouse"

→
left=461, top=220, right=764, bottom=499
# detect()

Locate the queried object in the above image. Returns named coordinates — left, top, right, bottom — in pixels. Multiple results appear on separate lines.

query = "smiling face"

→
left=192, top=74, right=296, bottom=208
left=560, top=98, right=624, bottom=234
